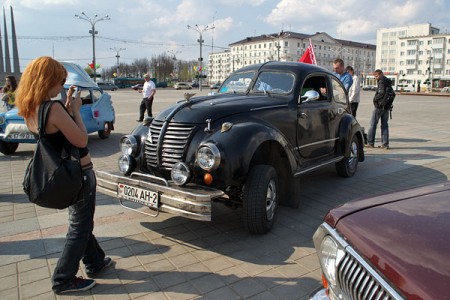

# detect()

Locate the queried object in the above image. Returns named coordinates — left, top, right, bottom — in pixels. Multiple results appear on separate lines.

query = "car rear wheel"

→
left=98, top=122, right=112, bottom=139
left=335, top=134, right=359, bottom=177
left=243, top=165, right=278, bottom=234
left=0, top=140, right=19, bottom=155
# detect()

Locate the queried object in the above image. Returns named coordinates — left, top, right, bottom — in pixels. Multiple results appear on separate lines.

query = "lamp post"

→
left=167, top=50, right=181, bottom=79
left=110, top=47, right=125, bottom=78
left=187, top=24, right=215, bottom=91
left=75, top=12, right=110, bottom=82
left=427, top=48, right=435, bottom=92
left=264, top=32, right=290, bottom=61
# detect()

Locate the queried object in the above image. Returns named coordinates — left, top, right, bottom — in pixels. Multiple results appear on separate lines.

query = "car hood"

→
left=327, top=181, right=450, bottom=299
left=155, top=93, right=288, bottom=123
left=0, top=108, right=24, bottom=121
left=60, top=61, right=98, bottom=88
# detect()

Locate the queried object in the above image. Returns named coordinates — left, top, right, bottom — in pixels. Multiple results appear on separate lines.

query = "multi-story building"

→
left=375, top=23, right=450, bottom=91
left=208, top=31, right=376, bottom=84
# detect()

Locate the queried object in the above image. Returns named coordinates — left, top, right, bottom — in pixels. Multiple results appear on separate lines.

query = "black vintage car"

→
left=96, top=62, right=365, bottom=234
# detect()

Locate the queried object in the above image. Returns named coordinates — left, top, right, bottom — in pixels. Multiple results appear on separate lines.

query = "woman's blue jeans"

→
left=367, top=107, right=389, bottom=146
left=51, top=168, right=105, bottom=290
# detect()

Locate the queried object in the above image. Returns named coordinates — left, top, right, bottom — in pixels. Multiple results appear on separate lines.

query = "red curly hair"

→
left=16, top=56, right=67, bottom=119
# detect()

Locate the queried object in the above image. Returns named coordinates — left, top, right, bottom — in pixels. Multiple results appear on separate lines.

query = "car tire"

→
left=0, top=140, right=19, bottom=155
left=243, top=165, right=278, bottom=234
left=98, top=122, right=112, bottom=139
left=335, top=134, right=359, bottom=177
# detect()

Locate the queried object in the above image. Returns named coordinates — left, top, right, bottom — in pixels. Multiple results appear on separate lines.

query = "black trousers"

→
left=350, top=102, right=359, bottom=118
left=139, top=96, right=154, bottom=120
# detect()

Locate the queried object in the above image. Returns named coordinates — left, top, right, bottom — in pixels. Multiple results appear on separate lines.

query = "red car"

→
left=311, top=181, right=450, bottom=300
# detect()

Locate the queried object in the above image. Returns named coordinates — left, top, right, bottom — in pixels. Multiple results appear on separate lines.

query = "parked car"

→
left=173, top=82, right=192, bottom=90
left=95, top=62, right=365, bottom=234
left=310, top=181, right=450, bottom=300
left=210, top=82, right=221, bottom=89
left=97, top=82, right=118, bottom=91
left=156, top=82, right=168, bottom=88
left=362, top=85, right=376, bottom=91
left=396, top=83, right=415, bottom=92
left=190, top=81, right=199, bottom=88
left=131, top=83, right=144, bottom=91
left=0, top=61, right=115, bottom=155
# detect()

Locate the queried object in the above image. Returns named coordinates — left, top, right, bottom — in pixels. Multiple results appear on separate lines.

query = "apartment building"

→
left=375, top=23, right=450, bottom=90
left=208, top=31, right=376, bottom=84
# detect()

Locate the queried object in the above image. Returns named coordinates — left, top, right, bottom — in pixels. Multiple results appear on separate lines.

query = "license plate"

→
left=9, top=132, right=35, bottom=140
left=117, top=183, right=159, bottom=208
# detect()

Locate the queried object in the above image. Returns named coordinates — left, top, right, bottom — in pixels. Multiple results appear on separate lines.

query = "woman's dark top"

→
left=40, top=101, right=89, bottom=158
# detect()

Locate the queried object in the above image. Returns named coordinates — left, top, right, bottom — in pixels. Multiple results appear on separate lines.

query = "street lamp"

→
left=110, top=47, right=125, bottom=78
left=187, top=24, right=215, bottom=91
left=75, top=12, right=110, bottom=82
left=264, top=32, right=290, bottom=61
left=167, top=50, right=181, bottom=78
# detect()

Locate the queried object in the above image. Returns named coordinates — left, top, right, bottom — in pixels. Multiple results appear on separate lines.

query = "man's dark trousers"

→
left=139, top=96, right=154, bottom=120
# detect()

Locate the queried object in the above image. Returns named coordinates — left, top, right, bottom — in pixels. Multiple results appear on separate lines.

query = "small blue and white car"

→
left=0, top=61, right=115, bottom=155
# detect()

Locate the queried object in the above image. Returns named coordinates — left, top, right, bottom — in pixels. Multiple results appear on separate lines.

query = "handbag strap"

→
left=37, top=101, right=54, bottom=138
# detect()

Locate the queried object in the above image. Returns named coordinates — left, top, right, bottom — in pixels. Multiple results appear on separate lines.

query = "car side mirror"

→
left=300, top=90, right=320, bottom=103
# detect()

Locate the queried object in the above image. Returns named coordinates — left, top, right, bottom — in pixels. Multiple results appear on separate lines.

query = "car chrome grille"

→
left=337, top=252, right=396, bottom=300
left=144, top=119, right=195, bottom=170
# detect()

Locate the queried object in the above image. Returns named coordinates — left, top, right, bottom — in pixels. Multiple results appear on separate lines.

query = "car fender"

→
left=195, top=121, right=298, bottom=182
left=337, top=115, right=365, bottom=161
left=92, top=92, right=115, bottom=123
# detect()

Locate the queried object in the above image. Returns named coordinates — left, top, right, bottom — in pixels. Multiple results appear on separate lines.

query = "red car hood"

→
left=326, top=181, right=450, bottom=300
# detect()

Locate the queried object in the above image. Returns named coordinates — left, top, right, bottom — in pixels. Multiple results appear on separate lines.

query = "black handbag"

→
left=23, top=101, right=83, bottom=209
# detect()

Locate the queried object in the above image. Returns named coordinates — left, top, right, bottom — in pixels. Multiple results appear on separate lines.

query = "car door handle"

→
left=337, top=108, right=345, bottom=114
left=298, top=112, right=308, bottom=119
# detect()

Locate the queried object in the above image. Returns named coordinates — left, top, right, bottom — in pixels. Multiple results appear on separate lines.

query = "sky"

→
left=2, top=0, right=450, bottom=72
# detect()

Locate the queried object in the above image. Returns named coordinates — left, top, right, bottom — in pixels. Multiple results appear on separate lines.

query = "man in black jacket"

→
left=367, top=69, right=392, bottom=149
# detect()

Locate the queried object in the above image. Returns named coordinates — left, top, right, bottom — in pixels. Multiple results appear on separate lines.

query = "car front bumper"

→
left=95, top=170, right=225, bottom=221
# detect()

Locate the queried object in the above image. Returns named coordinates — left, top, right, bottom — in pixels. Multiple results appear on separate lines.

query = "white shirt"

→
left=142, top=79, right=156, bottom=98
left=348, top=75, right=360, bottom=103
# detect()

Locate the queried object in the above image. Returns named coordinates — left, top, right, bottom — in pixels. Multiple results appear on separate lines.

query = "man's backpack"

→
left=384, top=85, right=396, bottom=110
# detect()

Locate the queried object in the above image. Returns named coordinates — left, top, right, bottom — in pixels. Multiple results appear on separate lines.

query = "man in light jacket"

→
left=346, top=66, right=360, bottom=118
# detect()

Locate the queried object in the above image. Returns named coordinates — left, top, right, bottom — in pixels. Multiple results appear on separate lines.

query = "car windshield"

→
left=218, top=72, right=255, bottom=94
left=218, top=71, right=295, bottom=95
left=251, top=71, right=295, bottom=94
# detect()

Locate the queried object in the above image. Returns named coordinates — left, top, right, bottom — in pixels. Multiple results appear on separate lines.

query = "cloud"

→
left=217, top=0, right=268, bottom=6
left=19, top=0, right=78, bottom=9
left=263, top=0, right=450, bottom=42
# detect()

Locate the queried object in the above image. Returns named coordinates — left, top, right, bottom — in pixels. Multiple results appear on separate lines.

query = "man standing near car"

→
left=333, top=58, right=353, bottom=91
left=346, top=66, right=360, bottom=117
left=367, top=69, right=393, bottom=150
left=137, top=74, right=156, bottom=122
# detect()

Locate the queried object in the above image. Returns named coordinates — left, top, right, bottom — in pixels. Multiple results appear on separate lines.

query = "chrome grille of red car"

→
left=145, top=119, right=195, bottom=170
left=337, top=252, right=396, bottom=300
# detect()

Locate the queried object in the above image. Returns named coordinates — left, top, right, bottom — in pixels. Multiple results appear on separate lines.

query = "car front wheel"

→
left=335, top=134, right=359, bottom=177
left=0, top=140, right=19, bottom=155
left=98, top=122, right=112, bottom=139
left=243, top=165, right=278, bottom=234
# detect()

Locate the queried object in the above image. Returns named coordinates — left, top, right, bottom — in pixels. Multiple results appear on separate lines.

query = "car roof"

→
left=60, top=61, right=98, bottom=89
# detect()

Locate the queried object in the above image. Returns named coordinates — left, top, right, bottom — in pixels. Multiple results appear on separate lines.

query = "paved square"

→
left=1, top=89, right=449, bottom=299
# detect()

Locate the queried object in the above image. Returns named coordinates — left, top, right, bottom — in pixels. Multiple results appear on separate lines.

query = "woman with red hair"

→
left=16, top=56, right=111, bottom=294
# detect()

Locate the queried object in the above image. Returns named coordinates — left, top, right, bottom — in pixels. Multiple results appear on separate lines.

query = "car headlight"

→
left=171, top=162, right=191, bottom=185
left=318, top=236, right=344, bottom=287
left=196, top=143, right=221, bottom=171
left=118, top=154, right=136, bottom=175
left=120, top=135, right=139, bottom=156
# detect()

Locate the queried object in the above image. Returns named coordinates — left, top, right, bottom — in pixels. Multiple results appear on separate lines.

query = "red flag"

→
left=299, top=39, right=317, bottom=65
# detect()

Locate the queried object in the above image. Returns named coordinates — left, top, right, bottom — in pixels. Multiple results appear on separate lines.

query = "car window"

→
left=300, top=75, right=328, bottom=102
left=252, top=72, right=295, bottom=94
left=219, top=71, right=255, bottom=94
left=92, top=89, right=102, bottom=102
left=331, top=77, right=347, bottom=105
